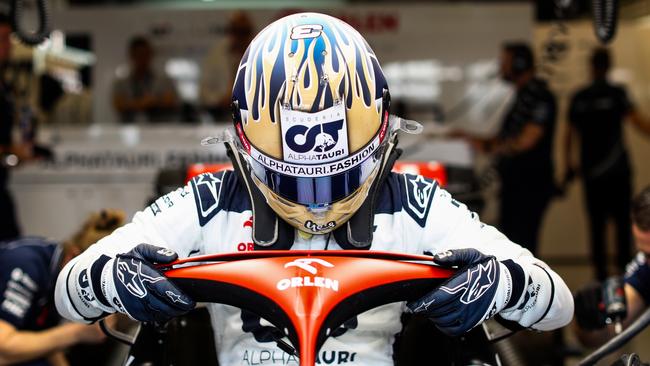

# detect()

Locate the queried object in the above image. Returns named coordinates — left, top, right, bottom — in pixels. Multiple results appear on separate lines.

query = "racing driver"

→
left=55, top=12, right=573, bottom=365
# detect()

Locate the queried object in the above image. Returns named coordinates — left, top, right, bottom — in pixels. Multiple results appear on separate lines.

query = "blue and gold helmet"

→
left=231, top=12, right=391, bottom=234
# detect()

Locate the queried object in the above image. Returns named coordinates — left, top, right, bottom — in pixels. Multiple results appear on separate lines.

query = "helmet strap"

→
left=332, top=136, right=402, bottom=250
left=225, top=142, right=294, bottom=250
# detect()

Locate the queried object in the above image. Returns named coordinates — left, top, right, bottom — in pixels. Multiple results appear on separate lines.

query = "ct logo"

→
left=285, top=120, right=344, bottom=153
left=284, top=258, right=334, bottom=275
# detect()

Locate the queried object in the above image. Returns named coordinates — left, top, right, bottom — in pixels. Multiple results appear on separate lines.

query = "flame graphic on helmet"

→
left=232, top=13, right=386, bottom=159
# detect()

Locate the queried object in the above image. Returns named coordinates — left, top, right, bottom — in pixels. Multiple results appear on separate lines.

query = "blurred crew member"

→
left=0, top=210, right=124, bottom=365
left=199, top=11, right=254, bottom=121
left=112, top=36, right=179, bottom=123
left=471, top=42, right=557, bottom=255
left=56, top=14, right=573, bottom=366
left=565, top=48, right=650, bottom=281
left=0, top=15, right=21, bottom=241
left=574, top=186, right=650, bottom=346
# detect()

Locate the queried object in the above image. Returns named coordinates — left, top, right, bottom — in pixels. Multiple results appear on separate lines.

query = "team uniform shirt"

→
left=625, top=252, right=650, bottom=306
left=56, top=171, right=573, bottom=366
left=0, top=237, right=63, bottom=366
left=498, top=78, right=557, bottom=191
left=568, top=79, right=633, bottom=180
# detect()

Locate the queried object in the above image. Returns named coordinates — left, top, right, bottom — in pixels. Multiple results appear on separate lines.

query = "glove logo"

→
left=485, top=303, right=498, bottom=321
left=112, top=297, right=126, bottom=313
left=518, top=278, right=540, bottom=313
left=440, top=259, right=496, bottom=304
left=166, top=290, right=189, bottom=305
left=116, top=258, right=164, bottom=299
left=411, top=298, right=436, bottom=312
left=156, top=248, right=176, bottom=257
left=78, top=269, right=95, bottom=302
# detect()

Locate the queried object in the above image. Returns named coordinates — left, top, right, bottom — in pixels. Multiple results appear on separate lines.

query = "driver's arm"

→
left=418, top=187, right=573, bottom=331
left=55, top=177, right=205, bottom=323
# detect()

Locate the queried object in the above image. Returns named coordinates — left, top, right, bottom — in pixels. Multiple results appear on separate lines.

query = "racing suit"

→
left=55, top=170, right=573, bottom=365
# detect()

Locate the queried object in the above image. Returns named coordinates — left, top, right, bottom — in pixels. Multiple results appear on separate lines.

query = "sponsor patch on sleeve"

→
left=401, top=173, right=437, bottom=227
left=191, top=172, right=225, bottom=226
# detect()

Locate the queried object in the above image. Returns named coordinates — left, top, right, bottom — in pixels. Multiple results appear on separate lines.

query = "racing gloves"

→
left=59, top=244, right=195, bottom=324
left=408, top=248, right=557, bottom=337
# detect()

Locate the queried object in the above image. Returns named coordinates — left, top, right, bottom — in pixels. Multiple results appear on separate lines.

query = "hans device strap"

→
left=226, top=142, right=294, bottom=250
left=333, top=141, right=401, bottom=249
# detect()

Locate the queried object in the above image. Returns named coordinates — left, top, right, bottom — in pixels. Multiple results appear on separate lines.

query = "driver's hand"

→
left=574, top=282, right=608, bottom=331
left=69, top=322, right=108, bottom=344
left=100, top=244, right=195, bottom=323
left=407, top=248, right=517, bottom=337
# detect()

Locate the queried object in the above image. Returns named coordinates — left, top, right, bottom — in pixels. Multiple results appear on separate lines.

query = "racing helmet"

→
left=231, top=12, right=392, bottom=235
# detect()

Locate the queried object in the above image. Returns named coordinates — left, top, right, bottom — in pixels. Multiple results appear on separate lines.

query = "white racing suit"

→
left=55, top=170, right=573, bottom=365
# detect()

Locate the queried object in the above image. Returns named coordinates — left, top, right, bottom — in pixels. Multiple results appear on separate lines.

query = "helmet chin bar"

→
left=251, top=164, right=381, bottom=235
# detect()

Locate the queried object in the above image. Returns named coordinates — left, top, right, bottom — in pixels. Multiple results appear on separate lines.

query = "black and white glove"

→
left=97, top=244, right=195, bottom=323
left=62, top=244, right=195, bottom=323
left=407, top=248, right=522, bottom=337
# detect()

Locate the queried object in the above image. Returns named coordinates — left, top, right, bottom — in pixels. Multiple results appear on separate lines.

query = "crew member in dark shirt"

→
left=0, top=210, right=124, bottom=365
left=0, top=14, right=21, bottom=242
left=469, top=42, right=557, bottom=255
left=565, top=48, right=650, bottom=280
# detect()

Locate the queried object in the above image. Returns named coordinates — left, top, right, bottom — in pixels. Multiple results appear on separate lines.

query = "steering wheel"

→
left=153, top=250, right=454, bottom=366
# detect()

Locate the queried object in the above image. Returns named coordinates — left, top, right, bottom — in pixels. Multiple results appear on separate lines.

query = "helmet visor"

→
left=249, top=152, right=381, bottom=206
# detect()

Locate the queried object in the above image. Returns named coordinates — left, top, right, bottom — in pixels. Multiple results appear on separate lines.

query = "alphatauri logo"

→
left=280, top=103, right=349, bottom=164
left=285, top=120, right=344, bottom=154
left=277, top=258, right=339, bottom=292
